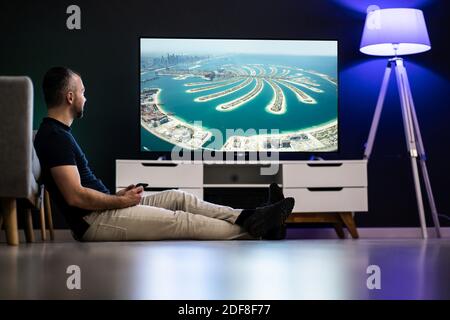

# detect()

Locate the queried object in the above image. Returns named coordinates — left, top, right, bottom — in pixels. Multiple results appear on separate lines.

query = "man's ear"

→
left=66, top=91, right=74, bottom=104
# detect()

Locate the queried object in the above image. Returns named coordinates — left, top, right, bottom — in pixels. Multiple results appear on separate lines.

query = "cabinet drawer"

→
left=283, top=161, right=367, bottom=188
left=116, top=161, right=203, bottom=188
left=284, top=187, right=368, bottom=212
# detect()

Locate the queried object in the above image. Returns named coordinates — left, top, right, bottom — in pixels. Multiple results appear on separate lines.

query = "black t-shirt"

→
left=34, top=117, right=111, bottom=240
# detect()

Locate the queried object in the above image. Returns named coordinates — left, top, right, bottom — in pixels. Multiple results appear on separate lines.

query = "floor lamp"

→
left=360, top=8, right=441, bottom=239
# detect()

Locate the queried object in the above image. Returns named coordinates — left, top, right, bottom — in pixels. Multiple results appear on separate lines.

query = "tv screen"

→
left=140, top=38, right=338, bottom=155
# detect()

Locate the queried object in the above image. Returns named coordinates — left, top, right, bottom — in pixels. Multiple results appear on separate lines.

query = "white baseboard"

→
left=1, top=227, right=449, bottom=243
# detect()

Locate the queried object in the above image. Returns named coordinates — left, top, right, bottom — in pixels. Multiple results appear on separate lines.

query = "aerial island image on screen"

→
left=140, top=38, right=337, bottom=152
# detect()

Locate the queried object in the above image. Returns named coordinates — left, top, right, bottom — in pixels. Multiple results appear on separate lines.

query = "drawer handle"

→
left=307, top=187, right=343, bottom=192
left=141, top=163, right=178, bottom=167
left=307, top=163, right=343, bottom=167
left=143, top=187, right=179, bottom=191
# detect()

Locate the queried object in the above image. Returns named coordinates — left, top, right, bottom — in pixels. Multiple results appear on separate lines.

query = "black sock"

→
left=235, top=209, right=256, bottom=226
left=268, top=183, right=285, bottom=204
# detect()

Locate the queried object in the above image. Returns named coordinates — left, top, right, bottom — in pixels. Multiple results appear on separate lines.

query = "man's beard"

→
left=76, top=109, right=84, bottom=119
left=74, top=103, right=84, bottom=119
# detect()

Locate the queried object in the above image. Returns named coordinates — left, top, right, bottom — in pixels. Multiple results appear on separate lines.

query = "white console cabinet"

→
left=116, top=159, right=368, bottom=214
left=116, top=159, right=367, bottom=238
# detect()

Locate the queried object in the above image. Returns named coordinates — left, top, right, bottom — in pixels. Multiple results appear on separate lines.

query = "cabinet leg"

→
left=333, top=222, right=346, bottom=239
left=339, top=212, right=359, bottom=239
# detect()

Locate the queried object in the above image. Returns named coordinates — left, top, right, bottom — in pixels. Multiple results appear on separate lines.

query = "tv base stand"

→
left=287, top=212, right=359, bottom=239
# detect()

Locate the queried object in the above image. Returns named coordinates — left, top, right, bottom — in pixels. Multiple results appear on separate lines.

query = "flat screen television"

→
left=140, top=38, right=338, bottom=159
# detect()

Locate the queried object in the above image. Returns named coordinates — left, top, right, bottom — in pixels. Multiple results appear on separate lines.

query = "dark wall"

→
left=1, top=0, right=449, bottom=228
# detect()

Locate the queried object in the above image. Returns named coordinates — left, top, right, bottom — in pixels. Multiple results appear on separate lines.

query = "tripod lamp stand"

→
left=360, top=8, right=441, bottom=239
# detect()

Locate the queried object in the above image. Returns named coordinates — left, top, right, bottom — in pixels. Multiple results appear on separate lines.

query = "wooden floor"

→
left=0, top=239, right=449, bottom=299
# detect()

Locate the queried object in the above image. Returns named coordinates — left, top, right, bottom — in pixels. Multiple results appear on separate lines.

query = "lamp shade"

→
left=360, top=8, right=431, bottom=56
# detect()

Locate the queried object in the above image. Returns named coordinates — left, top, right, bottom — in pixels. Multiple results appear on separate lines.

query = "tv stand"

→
left=287, top=212, right=359, bottom=239
left=116, top=159, right=367, bottom=238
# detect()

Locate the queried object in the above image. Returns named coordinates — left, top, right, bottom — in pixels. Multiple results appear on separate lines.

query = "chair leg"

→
left=39, top=197, right=47, bottom=241
left=1, top=198, right=19, bottom=245
left=44, top=190, right=54, bottom=240
left=24, top=208, right=35, bottom=243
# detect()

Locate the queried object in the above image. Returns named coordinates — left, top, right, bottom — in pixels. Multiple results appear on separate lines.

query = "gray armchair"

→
left=0, top=76, right=53, bottom=245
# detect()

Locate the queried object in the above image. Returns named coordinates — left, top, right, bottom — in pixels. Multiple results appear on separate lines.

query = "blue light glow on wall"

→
left=332, top=0, right=437, bottom=13
left=339, top=58, right=449, bottom=156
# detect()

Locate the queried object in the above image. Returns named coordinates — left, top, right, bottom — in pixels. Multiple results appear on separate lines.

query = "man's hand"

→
left=116, top=184, right=136, bottom=196
left=119, top=186, right=144, bottom=208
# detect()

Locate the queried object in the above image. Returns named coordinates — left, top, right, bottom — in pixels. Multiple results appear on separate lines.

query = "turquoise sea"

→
left=141, top=54, right=337, bottom=151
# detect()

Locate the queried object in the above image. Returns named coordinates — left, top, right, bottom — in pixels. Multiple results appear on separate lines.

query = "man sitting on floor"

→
left=34, top=67, right=294, bottom=242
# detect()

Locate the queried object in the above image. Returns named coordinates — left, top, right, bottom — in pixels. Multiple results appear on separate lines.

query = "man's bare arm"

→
left=50, top=165, right=142, bottom=211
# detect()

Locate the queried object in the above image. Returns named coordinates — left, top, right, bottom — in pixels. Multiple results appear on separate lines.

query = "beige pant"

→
left=82, top=189, right=253, bottom=241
